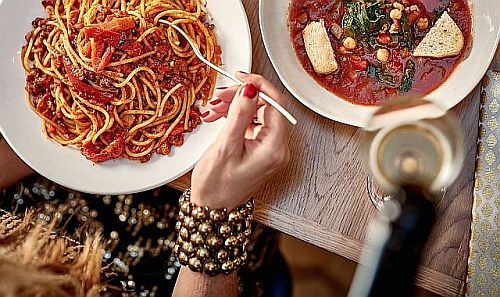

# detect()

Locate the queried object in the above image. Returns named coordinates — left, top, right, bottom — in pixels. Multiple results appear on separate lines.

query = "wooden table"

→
left=171, top=1, right=500, bottom=296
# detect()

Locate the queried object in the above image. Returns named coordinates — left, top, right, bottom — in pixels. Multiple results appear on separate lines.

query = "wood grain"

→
left=168, top=1, right=500, bottom=295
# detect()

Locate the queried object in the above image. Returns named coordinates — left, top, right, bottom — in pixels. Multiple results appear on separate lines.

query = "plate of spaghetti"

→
left=0, top=0, right=252, bottom=194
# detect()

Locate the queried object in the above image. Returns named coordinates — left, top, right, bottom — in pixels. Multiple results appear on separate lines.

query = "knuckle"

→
left=252, top=74, right=264, bottom=82
left=244, top=74, right=264, bottom=87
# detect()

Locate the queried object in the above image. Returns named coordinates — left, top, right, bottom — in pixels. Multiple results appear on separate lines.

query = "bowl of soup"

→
left=259, top=0, right=500, bottom=127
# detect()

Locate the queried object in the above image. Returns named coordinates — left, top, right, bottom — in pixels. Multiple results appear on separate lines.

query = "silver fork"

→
left=159, top=19, right=297, bottom=125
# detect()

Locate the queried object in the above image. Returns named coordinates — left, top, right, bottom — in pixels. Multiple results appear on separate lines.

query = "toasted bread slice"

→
left=413, top=11, right=464, bottom=58
left=302, top=20, right=338, bottom=74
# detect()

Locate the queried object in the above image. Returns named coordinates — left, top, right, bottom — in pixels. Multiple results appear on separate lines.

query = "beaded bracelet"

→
left=173, top=189, right=254, bottom=276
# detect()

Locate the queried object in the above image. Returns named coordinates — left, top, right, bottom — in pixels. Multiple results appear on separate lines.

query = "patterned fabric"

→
left=0, top=175, right=280, bottom=297
left=466, top=70, right=500, bottom=297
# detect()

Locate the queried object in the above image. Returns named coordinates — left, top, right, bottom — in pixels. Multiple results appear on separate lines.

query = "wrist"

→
left=190, top=187, right=247, bottom=211
left=174, top=189, right=254, bottom=276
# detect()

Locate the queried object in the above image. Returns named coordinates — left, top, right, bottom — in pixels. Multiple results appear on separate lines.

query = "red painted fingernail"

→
left=210, top=99, right=222, bottom=105
left=243, top=83, right=258, bottom=99
left=201, top=111, right=210, bottom=118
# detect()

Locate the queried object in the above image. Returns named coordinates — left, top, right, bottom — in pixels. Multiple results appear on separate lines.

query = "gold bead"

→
left=204, top=261, right=219, bottom=276
left=233, top=257, right=242, bottom=267
left=175, top=221, right=182, bottom=232
left=224, top=236, right=238, bottom=247
left=178, top=251, right=189, bottom=265
left=228, top=210, right=242, bottom=222
left=198, top=221, right=213, bottom=234
left=191, top=206, right=207, bottom=220
left=233, top=247, right=242, bottom=257
left=245, top=200, right=254, bottom=213
left=173, top=244, right=180, bottom=256
left=180, top=201, right=191, bottom=215
left=183, top=217, right=196, bottom=229
left=182, top=242, right=195, bottom=255
left=240, top=252, right=248, bottom=262
left=219, top=223, right=232, bottom=237
left=178, top=211, right=185, bottom=221
left=190, top=232, right=204, bottom=246
left=237, top=233, right=246, bottom=244
left=179, top=227, right=190, bottom=240
left=209, top=209, right=226, bottom=222
left=221, top=261, right=234, bottom=273
left=234, top=222, right=243, bottom=232
left=239, top=207, right=248, bottom=217
left=188, top=257, right=202, bottom=272
left=196, top=247, right=210, bottom=260
left=206, top=235, right=223, bottom=249
left=217, top=249, right=228, bottom=261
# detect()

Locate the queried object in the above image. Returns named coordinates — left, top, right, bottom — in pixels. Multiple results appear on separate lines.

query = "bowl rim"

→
left=259, top=0, right=500, bottom=127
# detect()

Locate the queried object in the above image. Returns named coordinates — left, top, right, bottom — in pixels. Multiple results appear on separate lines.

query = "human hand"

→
left=190, top=72, right=290, bottom=210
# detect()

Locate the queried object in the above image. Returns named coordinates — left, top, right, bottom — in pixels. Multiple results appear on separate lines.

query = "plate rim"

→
left=0, top=0, right=253, bottom=195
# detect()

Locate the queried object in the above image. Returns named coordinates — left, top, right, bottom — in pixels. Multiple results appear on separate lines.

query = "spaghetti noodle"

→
left=22, top=0, right=221, bottom=163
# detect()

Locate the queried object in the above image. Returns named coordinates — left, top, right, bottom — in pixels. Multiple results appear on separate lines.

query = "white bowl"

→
left=259, top=0, right=500, bottom=127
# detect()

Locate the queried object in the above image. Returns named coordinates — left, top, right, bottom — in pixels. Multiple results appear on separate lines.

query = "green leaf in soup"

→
left=342, top=0, right=389, bottom=41
left=399, top=60, right=416, bottom=92
left=367, top=65, right=378, bottom=77
left=367, top=65, right=398, bottom=87
left=365, top=0, right=388, bottom=31
left=400, top=14, right=416, bottom=50
left=377, top=70, right=398, bottom=87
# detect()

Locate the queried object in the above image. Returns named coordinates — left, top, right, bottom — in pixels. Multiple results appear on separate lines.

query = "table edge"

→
left=255, top=201, right=465, bottom=297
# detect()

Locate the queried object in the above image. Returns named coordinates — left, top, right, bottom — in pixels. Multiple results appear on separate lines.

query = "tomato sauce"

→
left=289, top=0, right=472, bottom=106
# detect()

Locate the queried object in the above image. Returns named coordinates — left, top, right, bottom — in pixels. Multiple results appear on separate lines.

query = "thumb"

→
left=219, top=83, right=259, bottom=144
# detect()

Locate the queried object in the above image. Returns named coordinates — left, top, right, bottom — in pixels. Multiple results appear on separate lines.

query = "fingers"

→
left=201, top=86, right=239, bottom=123
left=202, top=110, right=226, bottom=122
left=235, top=72, right=285, bottom=105
left=235, top=72, right=289, bottom=131
left=202, top=79, right=272, bottom=124
left=208, top=98, right=230, bottom=114
left=214, top=85, right=239, bottom=103
left=217, top=83, right=259, bottom=145
left=236, top=72, right=289, bottom=145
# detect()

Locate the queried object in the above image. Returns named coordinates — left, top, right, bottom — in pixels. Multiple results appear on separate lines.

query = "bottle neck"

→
left=349, top=186, right=437, bottom=297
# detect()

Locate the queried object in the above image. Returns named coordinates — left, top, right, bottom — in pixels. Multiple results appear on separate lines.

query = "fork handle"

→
left=158, top=19, right=296, bottom=125
left=224, top=75, right=298, bottom=125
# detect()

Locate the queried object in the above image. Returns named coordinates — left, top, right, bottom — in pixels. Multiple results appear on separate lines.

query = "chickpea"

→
left=376, top=48, right=390, bottom=62
left=390, top=9, right=402, bottom=20
left=389, top=23, right=399, bottom=34
left=393, top=2, right=404, bottom=10
left=343, top=37, right=357, bottom=50
left=416, top=18, right=429, bottom=31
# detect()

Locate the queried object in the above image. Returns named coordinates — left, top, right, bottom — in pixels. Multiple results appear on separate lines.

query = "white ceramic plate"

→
left=259, top=0, right=500, bottom=127
left=0, top=0, right=252, bottom=194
